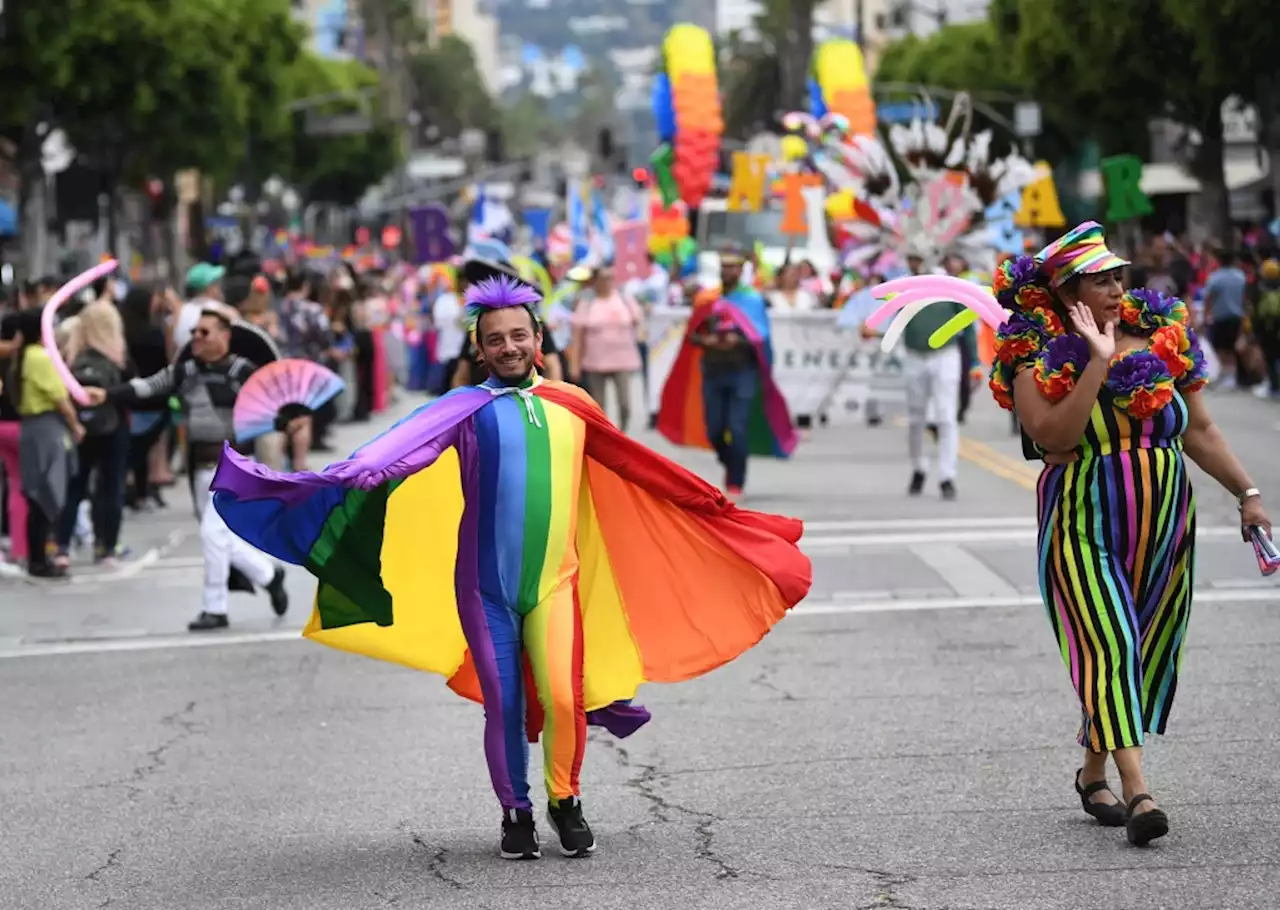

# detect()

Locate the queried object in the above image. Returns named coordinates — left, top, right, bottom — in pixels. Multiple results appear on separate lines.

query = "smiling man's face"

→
left=477, top=306, right=540, bottom=384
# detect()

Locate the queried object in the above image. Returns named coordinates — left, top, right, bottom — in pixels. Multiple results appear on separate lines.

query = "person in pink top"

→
left=568, top=264, right=644, bottom=433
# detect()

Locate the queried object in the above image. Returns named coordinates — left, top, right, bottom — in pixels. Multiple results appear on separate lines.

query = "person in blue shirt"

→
left=1204, top=248, right=1248, bottom=389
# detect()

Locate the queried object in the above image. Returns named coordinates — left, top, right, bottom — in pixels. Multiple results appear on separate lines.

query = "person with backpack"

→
left=53, top=301, right=134, bottom=568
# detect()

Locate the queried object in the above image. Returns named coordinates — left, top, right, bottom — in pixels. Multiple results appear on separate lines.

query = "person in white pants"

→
left=902, top=344, right=962, bottom=499
left=192, top=465, right=279, bottom=620
left=85, top=309, right=289, bottom=631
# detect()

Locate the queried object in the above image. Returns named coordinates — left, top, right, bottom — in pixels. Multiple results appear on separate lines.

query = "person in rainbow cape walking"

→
left=210, top=273, right=812, bottom=861
left=656, top=245, right=798, bottom=501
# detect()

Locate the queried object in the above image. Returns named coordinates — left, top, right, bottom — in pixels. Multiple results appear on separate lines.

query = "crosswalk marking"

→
left=801, top=523, right=1249, bottom=550
left=3, top=585, right=1278, bottom=661
left=791, top=586, right=1280, bottom=616
left=6, top=516, right=1263, bottom=591
left=909, top=542, right=1019, bottom=598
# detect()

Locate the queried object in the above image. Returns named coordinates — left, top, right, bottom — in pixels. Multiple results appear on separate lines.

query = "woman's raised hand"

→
left=1068, top=301, right=1116, bottom=360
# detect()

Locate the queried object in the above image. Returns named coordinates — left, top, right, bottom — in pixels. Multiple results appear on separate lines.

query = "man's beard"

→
left=490, top=357, right=533, bottom=385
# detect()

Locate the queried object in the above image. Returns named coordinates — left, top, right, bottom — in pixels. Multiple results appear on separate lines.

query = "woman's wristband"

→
left=1237, top=487, right=1261, bottom=510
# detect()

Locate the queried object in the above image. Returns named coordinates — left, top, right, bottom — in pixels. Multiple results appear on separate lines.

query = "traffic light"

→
left=631, top=167, right=648, bottom=189
left=597, top=128, right=615, bottom=162
left=145, top=178, right=171, bottom=221
left=484, top=129, right=504, bottom=164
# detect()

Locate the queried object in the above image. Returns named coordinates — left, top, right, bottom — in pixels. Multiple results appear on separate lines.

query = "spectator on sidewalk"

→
left=120, top=283, right=176, bottom=510
left=7, top=309, right=84, bottom=578
left=0, top=301, right=27, bottom=566
left=569, top=263, right=643, bottom=433
left=54, top=301, right=133, bottom=568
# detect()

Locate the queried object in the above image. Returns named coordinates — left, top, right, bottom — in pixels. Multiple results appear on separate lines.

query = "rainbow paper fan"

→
left=233, top=358, right=345, bottom=443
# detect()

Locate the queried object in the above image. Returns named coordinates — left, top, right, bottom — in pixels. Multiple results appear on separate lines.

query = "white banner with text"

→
left=643, top=307, right=906, bottom=424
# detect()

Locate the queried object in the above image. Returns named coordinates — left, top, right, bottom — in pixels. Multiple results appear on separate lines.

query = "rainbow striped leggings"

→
left=1037, top=447, right=1195, bottom=753
left=458, top=580, right=587, bottom=811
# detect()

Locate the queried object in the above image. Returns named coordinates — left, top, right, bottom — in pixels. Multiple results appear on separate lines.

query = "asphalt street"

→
left=5, top=386, right=1280, bottom=910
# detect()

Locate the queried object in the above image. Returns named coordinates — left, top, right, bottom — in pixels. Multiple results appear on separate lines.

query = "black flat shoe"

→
left=1075, top=769, right=1127, bottom=827
left=1125, top=792, right=1169, bottom=846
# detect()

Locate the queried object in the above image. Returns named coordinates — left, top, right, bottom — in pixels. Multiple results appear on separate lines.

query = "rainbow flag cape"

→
left=657, top=297, right=799, bottom=459
left=212, top=381, right=811, bottom=740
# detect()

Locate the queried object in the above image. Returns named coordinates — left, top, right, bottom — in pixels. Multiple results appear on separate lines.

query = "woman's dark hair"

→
left=5, top=308, right=46, bottom=412
left=120, top=282, right=157, bottom=338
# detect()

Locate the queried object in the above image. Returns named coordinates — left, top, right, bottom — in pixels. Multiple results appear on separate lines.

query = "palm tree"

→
left=720, top=0, right=823, bottom=139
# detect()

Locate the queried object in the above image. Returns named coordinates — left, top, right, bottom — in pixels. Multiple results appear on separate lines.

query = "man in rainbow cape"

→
left=210, top=270, right=811, bottom=861
left=657, top=245, right=798, bottom=500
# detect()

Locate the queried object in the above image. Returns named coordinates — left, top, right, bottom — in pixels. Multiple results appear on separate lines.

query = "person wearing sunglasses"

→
left=83, top=309, right=289, bottom=631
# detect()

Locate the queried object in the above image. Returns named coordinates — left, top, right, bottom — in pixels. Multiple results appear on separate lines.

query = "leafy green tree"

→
left=502, top=93, right=558, bottom=159
left=873, top=20, right=1073, bottom=164
left=720, top=28, right=784, bottom=139
left=0, top=0, right=304, bottom=247
left=408, top=35, right=498, bottom=138
left=720, top=0, right=825, bottom=139
left=1010, top=0, right=1280, bottom=239
left=282, top=54, right=401, bottom=206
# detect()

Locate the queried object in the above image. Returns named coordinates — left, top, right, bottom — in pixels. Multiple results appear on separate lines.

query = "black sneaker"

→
left=546, top=796, right=596, bottom=857
left=500, top=808, right=540, bottom=860
left=188, top=611, right=229, bottom=632
left=908, top=471, right=926, bottom=496
left=266, top=568, right=289, bottom=616
left=940, top=480, right=957, bottom=501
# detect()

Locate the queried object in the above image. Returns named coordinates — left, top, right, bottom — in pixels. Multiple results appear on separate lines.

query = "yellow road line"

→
left=958, top=437, right=1038, bottom=491
left=888, top=416, right=1038, bottom=491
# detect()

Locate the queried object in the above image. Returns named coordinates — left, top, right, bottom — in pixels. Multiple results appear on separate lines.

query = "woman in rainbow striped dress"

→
left=987, top=223, right=1271, bottom=846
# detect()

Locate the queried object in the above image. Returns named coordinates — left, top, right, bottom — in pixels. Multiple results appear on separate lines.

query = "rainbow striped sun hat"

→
left=1037, top=221, right=1130, bottom=288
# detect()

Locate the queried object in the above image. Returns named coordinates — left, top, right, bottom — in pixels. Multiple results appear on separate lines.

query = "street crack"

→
left=820, top=863, right=920, bottom=910
left=595, top=736, right=760, bottom=882
left=409, top=832, right=465, bottom=890
left=750, top=664, right=799, bottom=701
left=84, top=847, right=123, bottom=883
left=86, top=701, right=201, bottom=801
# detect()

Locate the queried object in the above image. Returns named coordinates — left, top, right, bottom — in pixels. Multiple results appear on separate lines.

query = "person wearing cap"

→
left=171, top=262, right=229, bottom=357
left=83, top=307, right=290, bottom=631
left=979, top=221, right=1268, bottom=846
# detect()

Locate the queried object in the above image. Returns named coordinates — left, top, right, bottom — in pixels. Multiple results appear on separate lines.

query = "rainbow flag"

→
left=657, top=296, right=799, bottom=459
left=212, top=381, right=810, bottom=738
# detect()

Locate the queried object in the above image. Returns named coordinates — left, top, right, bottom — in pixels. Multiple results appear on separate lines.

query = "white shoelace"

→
left=486, top=382, right=542, bottom=427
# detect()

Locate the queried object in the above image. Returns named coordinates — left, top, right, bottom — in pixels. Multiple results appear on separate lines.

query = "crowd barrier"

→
left=643, top=307, right=907, bottom=424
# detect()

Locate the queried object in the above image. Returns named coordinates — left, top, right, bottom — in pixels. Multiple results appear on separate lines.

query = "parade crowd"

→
left=1, top=223, right=1276, bottom=584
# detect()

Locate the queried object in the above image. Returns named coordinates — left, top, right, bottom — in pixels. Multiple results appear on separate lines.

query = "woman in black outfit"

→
left=120, top=284, right=172, bottom=510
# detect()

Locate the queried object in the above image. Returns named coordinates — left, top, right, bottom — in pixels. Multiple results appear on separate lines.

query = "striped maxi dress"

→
left=1033, top=389, right=1195, bottom=753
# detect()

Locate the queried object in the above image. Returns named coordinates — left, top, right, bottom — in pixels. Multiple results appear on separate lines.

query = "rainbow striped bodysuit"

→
left=459, top=375, right=587, bottom=812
